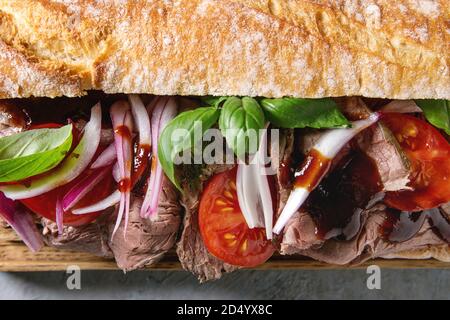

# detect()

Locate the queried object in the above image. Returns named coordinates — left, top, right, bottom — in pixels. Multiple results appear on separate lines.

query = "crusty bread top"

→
left=0, top=0, right=448, bottom=99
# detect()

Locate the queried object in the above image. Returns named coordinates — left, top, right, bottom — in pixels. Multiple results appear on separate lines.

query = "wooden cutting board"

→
left=1, top=226, right=449, bottom=272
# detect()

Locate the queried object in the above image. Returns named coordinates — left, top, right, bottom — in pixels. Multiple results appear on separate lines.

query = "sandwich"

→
left=0, top=0, right=448, bottom=282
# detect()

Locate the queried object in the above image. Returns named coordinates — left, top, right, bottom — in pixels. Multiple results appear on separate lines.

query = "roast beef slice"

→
left=299, top=205, right=448, bottom=265
left=42, top=176, right=181, bottom=270
left=441, top=203, right=450, bottom=218
left=177, top=164, right=238, bottom=283
left=334, top=97, right=371, bottom=121
left=281, top=97, right=412, bottom=253
left=361, top=123, right=411, bottom=191
left=0, top=100, right=28, bottom=137
left=41, top=214, right=113, bottom=258
left=108, top=177, right=181, bottom=272
left=336, top=97, right=411, bottom=192
left=280, top=210, right=324, bottom=254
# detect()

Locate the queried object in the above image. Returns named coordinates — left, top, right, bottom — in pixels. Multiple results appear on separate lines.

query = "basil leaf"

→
left=158, top=107, right=221, bottom=189
left=0, top=125, right=73, bottom=183
left=219, top=97, right=265, bottom=159
left=260, top=98, right=350, bottom=128
left=200, top=96, right=229, bottom=108
left=415, top=100, right=450, bottom=135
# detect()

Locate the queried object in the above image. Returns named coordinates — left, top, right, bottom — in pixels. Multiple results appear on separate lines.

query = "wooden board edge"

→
left=1, top=228, right=449, bottom=272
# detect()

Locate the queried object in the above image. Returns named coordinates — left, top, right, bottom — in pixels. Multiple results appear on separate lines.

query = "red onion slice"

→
left=0, top=192, right=43, bottom=252
left=235, top=126, right=274, bottom=236
left=146, top=96, right=160, bottom=114
left=129, top=95, right=151, bottom=146
left=91, top=144, right=117, bottom=169
left=236, top=164, right=264, bottom=229
left=273, top=113, right=380, bottom=234
left=112, top=162, right=120, bottom=183
left=254, top=126, right=274, bottom=239
left=122, top=112, right=133, bottom=231
left=147, top=98, right=178, bottom=219
left=110, top=101, right=134, bottom=237
left=381, top=100, right=422, bottom=114
left=56, top=197, right=64, bottom=235
left=140, top=97, right=168, bottom=218
left=1, top=104, right=103, bottom=200
left=314, top=113, right=380, bottom=158
left=113, top=192, right=126, bottom=237
left=62, top=166, right=111, bottom=211
left=72, top=190, right=121, bottom=215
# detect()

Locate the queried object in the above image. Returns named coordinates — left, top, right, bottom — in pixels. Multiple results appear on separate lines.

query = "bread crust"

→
left=0, top=0, right=448, bottom=99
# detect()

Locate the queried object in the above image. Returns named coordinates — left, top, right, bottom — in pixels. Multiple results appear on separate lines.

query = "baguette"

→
left=0, top=0, right=448, bottom=99
left=0, top=1, right=449, bottom=266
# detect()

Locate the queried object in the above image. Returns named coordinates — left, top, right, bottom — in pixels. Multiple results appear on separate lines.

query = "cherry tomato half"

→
left=29, top=123, right=64, bottom=130
left=198, top=167, right=275, bottom=267
left=382, top=113, right=450, bottom=211
left=21, top=167, right=114, bottom=226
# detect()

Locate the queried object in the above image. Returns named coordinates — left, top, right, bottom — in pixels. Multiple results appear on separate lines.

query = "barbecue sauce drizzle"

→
left=115, top=125, right=152, bottom=195
left=305, top=150, right=383, bottom=240
left=304, top=149, right=450, bottom=243
left=115, top=125, right=132, bottom=193
left=294, top=149, right=331, bottom=191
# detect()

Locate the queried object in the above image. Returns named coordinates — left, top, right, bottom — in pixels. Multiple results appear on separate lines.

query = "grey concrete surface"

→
left=0, top=269, right=448, bottom=299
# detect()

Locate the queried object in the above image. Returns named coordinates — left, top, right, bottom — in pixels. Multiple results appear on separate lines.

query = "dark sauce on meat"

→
left=381, top=210, right=426, bottom=242
left=302, top=147, right=450, bottom=244
left=294, top=149, right=331, bottom=191
left=132, top=143, right=151, bottom=194
left=305, top=151, right=383, bottom=240
left=382, top=208, right=450, bottom=243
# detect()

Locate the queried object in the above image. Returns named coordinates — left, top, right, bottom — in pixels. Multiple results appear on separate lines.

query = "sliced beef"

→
left=0, top=100, right=28, bottom=137
left=279, top=128, right=324, bottom=252
left=360, top=123, right=411, bottom=191
left=299, top=204, right=449, bottom=265
left=277, top=128, right=325, bottom=253
left=334, top=97, right=371, bottom=121
left=108, top=177, right=181, bottom=271
left=42, top=214, right=113, bottom=258
left=441, top=203, right=450, bottom=218
left=177, top=164, right=238, bottom=282
left=337, top=97, right=411, bottom=192
left=280, top=127, right=354, bottom=252
left=298, top=205, right=383, bottom=264
left=281, top=97, right=412, bottom=254
left=74, top=119, right=114, bottom=145
left=280, top=210, right=323, bottom=254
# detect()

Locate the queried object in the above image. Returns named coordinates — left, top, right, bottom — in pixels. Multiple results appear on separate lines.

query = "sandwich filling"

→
left=0, top=94, right=448, bottom=281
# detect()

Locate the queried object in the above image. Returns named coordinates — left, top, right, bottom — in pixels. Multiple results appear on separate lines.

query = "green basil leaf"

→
left=260, top=98, right=350, bottom=128
left=158, top=107, right=221, bottom=190
left=415, top=100, right=450, bottom=135
left=200, top=96, right=229, bottom=108
left=0, top=125, right=73, bottom=183
left=219, top=97, right=265, bottom=159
